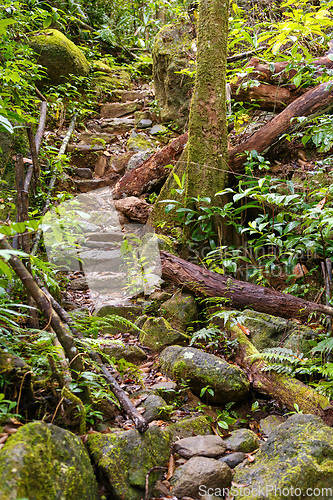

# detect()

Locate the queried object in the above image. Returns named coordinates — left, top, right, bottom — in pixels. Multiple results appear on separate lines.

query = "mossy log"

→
left=229, top=324, right=333, bottom=423
left=160, top=251, right=333, bottom=322
left=112, top=133, right=188, bottom=200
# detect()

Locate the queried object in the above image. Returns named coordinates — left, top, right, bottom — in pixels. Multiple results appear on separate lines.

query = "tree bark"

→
left=229, top=79, right=333, bottom=171
left=160, top=251, right=333, bottom=321
left=230, top=324, right=333, bottom=422
left=112, top=133, right=188, bottom=200
left=186, top=0, right=229, bottom=201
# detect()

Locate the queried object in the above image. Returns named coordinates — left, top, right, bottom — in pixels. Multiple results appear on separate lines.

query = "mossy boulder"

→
left=152, top=22, right=195, bottom=129
left=225, top=310, right=317, bottom=355
left=92, top=60, right=131, bottom=90
left=100, top=341, right=147, bottom=365
left=29, top=29, right=89, bottom=85
left=140, top=316, right=186, bottom=351
left=87, top=426, right=172, bottom=500
left=0, top=421, right=99, bottom=500
left=160, top=291, right=198, bottom=331
left=223, top=428, right=260, bottom=453
left=159, top=346, right=249, bottom=404
left=234, top=414, right=333, bottom=499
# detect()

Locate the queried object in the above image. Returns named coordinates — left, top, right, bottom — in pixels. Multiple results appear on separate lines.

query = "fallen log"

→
left=229, top=324, right=333, bottom=423
left=229, top=79, right=333, bottom=171
left=112, top=132, right=188, bottom=200
left=229, top=81, right=297, bottom=111
left=160, top=251, right=333, bottom=322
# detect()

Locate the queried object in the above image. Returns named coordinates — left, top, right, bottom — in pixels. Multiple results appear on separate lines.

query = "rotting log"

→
left=229, top=79, right=333, bottom=171
left=160, top=251, right=333, bottom=322
left=112, top=132, right=188, bottom=200
left=229, top=324, right=333, bottom=422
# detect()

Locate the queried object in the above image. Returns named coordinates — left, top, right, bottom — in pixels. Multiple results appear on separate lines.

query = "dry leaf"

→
left=316, top=197, right=327, bottom=210
left=103, top=151, right=112, bottom=156
left=237, top=323, right=250, bottom=336
left=245, top=453, right=255, bottom=462
left=166, top=454, right=175, bottom=480
left=298, top=150, right=307, bottom=162
left=293, top=263, right=308, bottom=278
left=0, top=435, right=8, bottom=444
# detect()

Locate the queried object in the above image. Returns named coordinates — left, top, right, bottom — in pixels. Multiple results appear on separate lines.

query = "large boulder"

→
left=87, top=426, right=172, bottom=500
left=29, top=29, right=90, bottom=85
left=159, top=346, right=249, bottom=404
left=152, top=22, right=195, bottom=130
left=233, top=414, right=333, bottom=499
left=0, top=421, right=99, bottom=500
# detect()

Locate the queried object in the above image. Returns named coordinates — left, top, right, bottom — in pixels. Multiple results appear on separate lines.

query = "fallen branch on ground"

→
left=160, top=251, right=333, bottom=322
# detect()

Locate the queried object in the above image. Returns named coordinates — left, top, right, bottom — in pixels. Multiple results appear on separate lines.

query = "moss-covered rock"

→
left=224, top=310, right=317, bottom=355
left=92, top=60, right=131, bottom=90
left=159, top=346, right=249, bottom=404
left=167, top=415, right=213, bottom=440
left=100, top=341, right=147, bottom=365
left=160, top=291, right=198, bottom=331
left=130, top=391, right=170, bottom=422
left=140, top=316, right=186, bottom=351
left=223, top=428, right=260, bottom=453
left=126, top=133, right=154, bottom=152
left=0, top=421, right=99, bottom=500
left=29, top=29, right=89, bottom=85
left=87, top=426, right=172, bottom=500
left=153, top=21, right=195, bottom=129
left=234, top=414, right=333, bottom=499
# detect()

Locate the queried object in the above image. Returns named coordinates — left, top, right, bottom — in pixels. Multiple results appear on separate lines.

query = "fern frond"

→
left=311, top=337, right=333, bottom=356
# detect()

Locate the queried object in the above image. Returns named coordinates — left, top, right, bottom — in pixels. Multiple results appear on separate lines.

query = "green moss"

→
left=140, top=317, right=186, bottom=351
left=87, top=426, right=173, bottom=500
left=126, top=135, right=153, bottom=152
left=234, top=415, right=333, bottom=499
left=0, top=421, right=99, bottom=500
left=93, top=61, right=131, bottom=90
left=29, top=29, right=89, bottom=86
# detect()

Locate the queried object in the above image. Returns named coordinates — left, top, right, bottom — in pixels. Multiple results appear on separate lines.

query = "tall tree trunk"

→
left=186, top=0, right=229, bottom=201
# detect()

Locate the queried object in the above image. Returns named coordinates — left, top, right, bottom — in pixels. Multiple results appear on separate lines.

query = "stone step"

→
left=100, top=101, right=142, bottom=119
left=100, top=117, right=135, bottom=134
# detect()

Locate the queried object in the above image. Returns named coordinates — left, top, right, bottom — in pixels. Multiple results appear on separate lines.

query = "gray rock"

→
left=137, top=118, right=153, bottom=128
left=170, top=456, right=232, bottom=499
left=0, top=421, right=99, bottom=500
left=234, top=414, right=333, bottom=499
left=160, top=291, right=198, bottom=331
left=140, top=394, right=169, bottom=422
left=140, top=317, right=185, bottom=351
left=127, top=151, right=151, bottom=170
left=173, top=435, right=227, bottom=458
left=223, top=428, right=259, bottom=453
left=114, top=196, right=153, bottom=223
left=87, top=426, right=172, bottom=500
left=100, top=101, right=141, bottom=119
left=149, top=124, right=169, bottom=135
left=96, top=302, right=142, bottom=320
left=159, top=346, right=249, bottom=404
left=218, top=452, right=246, bottom=468
left=101, top=341, right=147, bottom=364
left=101, top=117, right=136, bottom=134
left=68, top=277, right=89, bottom=290
left=78, top=248, right=122, bottom=272
left=150, top=381, right=178, bottom=402
left=74, top=167, right=93, bottom=179
left=259, top=415, right=286, bottom=437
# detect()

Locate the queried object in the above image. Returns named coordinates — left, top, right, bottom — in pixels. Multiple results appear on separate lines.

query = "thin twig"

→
left=145, top=466, right=167, bottom=500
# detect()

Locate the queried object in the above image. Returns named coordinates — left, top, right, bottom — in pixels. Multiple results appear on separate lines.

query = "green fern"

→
left=311, top=337, right=333, bottom=356
left=73, top=314, right=144, bottom=339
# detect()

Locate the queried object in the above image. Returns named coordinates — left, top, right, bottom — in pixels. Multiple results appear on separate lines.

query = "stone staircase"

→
left=45, top=88, right=169, bottom=312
